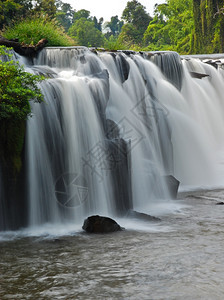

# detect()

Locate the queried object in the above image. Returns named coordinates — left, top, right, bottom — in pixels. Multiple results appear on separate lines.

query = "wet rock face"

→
left=82, top=215, right=123, bottom=233
left=164, top=175, right=180, bottom=199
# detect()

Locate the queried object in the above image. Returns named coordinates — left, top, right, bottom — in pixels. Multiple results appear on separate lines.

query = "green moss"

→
left=0, top=119, right=26, bottom=176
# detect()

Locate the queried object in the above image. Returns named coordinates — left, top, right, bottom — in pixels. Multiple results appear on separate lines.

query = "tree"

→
left=73, top=9, right=91, bottom=21
left=120, top=0, right=152, bottom=44
left=193, top=0, right=224, bottom=53
left=122, top=0, right=151, bottom=36
left=93, top=16, right=104, bottom=31
left=56, top=1, right=74, bottom=31
left=143, top=0, right=194, bottom=53
left=34, top=0, right=57, bottom=18
left=118, top=23, right=142, bottom=45
left=68, top=17, right=104, bottom=47
left=73, top=9, right=104, bottom=32
left=0, top=0, right=33, bottom=29
left=105, top=15, right=124, bottom=36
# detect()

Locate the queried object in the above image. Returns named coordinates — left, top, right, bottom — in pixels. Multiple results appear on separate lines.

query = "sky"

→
left=67, top=0, right=166, bottom=22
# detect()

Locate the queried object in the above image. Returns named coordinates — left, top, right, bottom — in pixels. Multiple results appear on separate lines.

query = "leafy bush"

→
left=104, top=35, right=128, bottom=50
left=0, top=46, right=44, bottom=120
left=2, top=14, right=74, bottom=46
left=0, top=46, right=45, bottom=173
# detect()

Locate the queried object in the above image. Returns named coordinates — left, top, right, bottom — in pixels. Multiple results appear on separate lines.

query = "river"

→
left=1, top=189, right=224, bottom=299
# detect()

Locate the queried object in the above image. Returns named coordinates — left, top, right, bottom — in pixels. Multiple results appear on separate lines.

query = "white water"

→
left=25, top=48, right=224, bottom=226
left=1, top=48, right=224, bottom=229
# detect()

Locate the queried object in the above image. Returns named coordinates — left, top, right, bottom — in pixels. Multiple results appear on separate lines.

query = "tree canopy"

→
left=120, top=0, right=152, bottom=44
left=144, top=0, right=194, bottom=53
left=1, top=0, right=224, bottom=53
left=68, top=17, right=104, bottom=47
left=104, top=15, right=124, bottom=36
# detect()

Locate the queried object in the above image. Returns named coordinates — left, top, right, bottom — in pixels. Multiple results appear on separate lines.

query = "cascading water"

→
left=1, top=47, right=224, bottom=230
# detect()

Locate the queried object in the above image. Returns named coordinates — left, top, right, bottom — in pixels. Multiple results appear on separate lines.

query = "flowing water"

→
left=1, top=48, right=224, bottom=298
left=1, top=190, right=224, bottom=299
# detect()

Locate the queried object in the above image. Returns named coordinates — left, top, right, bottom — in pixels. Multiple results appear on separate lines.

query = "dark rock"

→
left=117, top=53, right=130, bottom=82
left=110, top=52, right=130, bottom=83
left=164, top=175, right=180, bottom=199
left=82, top=215, right=124, bottom=233
left=216, top=202, right=224, bottom=205
left=109, top=53, right=116, bottom=59
left=80, top=55, right=86, bottom=64
left=127, top=210, right=161, bottom=222
left=105, top=138, right=133, bottom=216
left=150, top=52, right=183, bottom=91
left=190, top=71, right=209, bottom=79
left=121, top=50, right=135, bottom=56
left=106, top=119, right=120, bottom=139
left=204, top=59, right=220, bottom=69
left=0, top=35, right=48, bottom=57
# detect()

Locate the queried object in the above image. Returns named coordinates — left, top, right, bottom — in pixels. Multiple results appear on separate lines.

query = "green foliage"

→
left=0, top=0, right=33, bottom=29
left=73, top=9, right=91, bottom=21
left=0, top=46, right=44, bottom=120
left=73, top=9, right=104, bottom=32
left=1, top=0, right=224, bottom=55
left=68, top=17, right=104, bottom=47
left=93, top=16, right=104, bottom=32
left=104, top=35, right=128, bottom=50
left=118, top=23, right=143, bottom=46
left=121, top=0, right=152, bottom=43
left=55, top=1, right=74, bottom=31
left=34, top=0, right=57, bottom=18
left=193, top=0, right=224, bottom=53
left=104, top=15, right=124, bottom=36
left=2, top=14, right=74, bottom=46
left=0, top=46, right=45, bottom=174
left=143, top=0, right=193, bottom=54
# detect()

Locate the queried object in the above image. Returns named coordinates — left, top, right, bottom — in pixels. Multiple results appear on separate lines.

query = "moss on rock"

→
left=0, top=118, right=26, bottom=176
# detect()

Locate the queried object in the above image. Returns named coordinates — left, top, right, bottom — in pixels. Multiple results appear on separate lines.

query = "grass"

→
left=2, top=14, right=75, bottom=47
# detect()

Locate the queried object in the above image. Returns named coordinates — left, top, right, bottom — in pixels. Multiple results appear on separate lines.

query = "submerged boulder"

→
left=82, top=215, right=123, bottom=233
left=127, top=210, right=161, bottom=222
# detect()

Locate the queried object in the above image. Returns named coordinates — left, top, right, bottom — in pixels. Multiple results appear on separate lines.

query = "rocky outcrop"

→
left=82, top=215, right=124, bottom=233
left=0, top=36, right=48, bottom=57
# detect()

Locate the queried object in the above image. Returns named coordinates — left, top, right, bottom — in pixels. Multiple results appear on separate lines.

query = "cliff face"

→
left=193, top=0, right=224, bottom=53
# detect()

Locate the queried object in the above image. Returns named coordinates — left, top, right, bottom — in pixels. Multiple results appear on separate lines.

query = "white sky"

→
left=67, top=0, right=166, bottom=22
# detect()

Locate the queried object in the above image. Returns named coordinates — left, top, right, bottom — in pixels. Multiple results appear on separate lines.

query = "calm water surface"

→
left=1, top=190, right=224, bottom=299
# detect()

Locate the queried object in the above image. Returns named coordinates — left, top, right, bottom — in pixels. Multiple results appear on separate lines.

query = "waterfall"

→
left=1, top=47, right=224, bottom=230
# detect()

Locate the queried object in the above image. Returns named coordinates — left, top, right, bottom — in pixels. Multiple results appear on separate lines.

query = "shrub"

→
left=2, top=14, right=74, bottom=46
left=0, top=46, right=44, bottom=120
left=104, top=35, right=128, bottom=50
left=0, top=46, right=45, bottom=173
